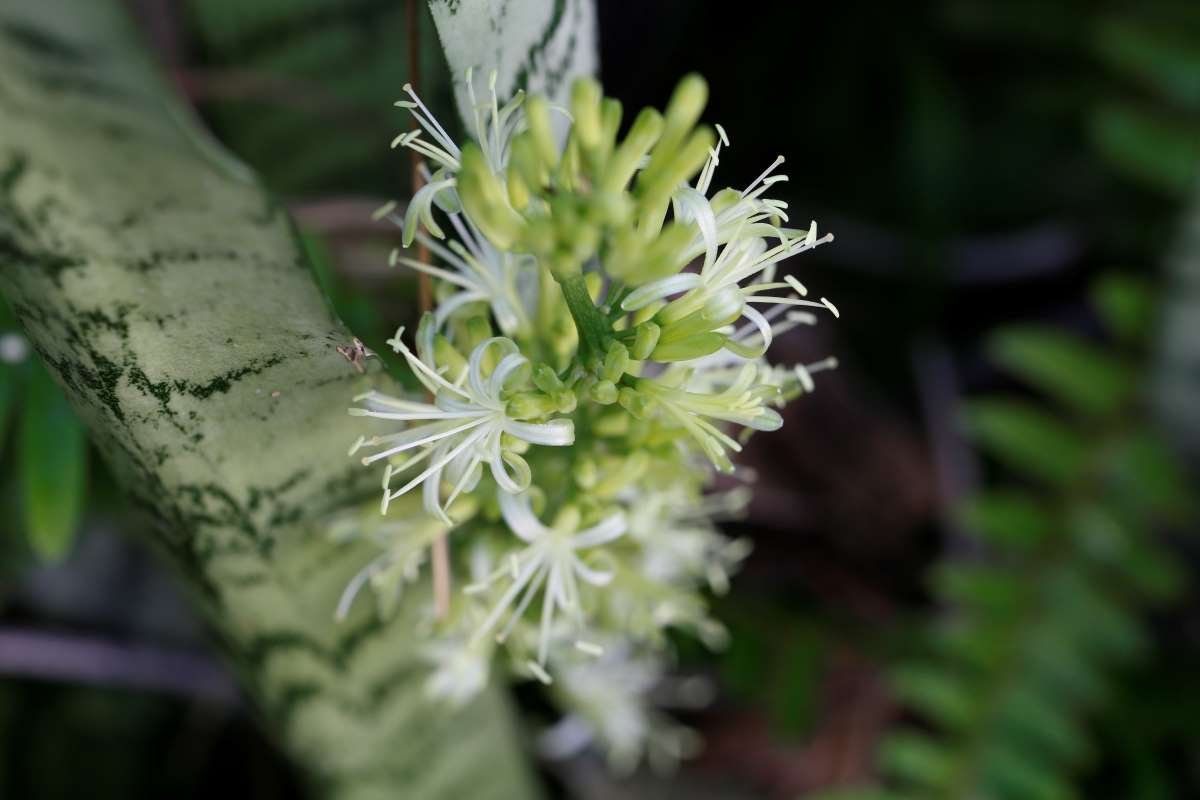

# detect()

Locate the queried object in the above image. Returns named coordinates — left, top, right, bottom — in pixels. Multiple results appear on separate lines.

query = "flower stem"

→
left=558, top=272, right=609, bottom=362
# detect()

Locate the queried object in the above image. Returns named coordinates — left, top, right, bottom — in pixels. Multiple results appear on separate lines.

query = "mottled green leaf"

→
left=428, top=0, right=598, bottom=140
left=19, top=361, right=85, bottom=560
left=966, top=399, right=1088, bottom=485
left=988, top=326, right=1133, bottom=416
left=0, top=1, right=536, bottom=795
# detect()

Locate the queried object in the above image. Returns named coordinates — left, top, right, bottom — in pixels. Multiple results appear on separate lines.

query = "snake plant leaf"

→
left=427, top=0, right=598, bottom=142
left=965, top=399, right=1088, bottom=486
left=987, top=325, right=1134, bottom=417
left=19, top=360, right=86, bottom=560
left=0, top=1, right=537, bottom=797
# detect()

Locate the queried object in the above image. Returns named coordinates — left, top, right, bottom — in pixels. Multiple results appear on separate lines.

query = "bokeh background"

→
left=2, top=1, right=1199, bottom=797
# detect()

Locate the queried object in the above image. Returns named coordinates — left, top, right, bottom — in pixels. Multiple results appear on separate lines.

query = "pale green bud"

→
left=602, top=341, right=630, bottom=382
left=573, top=456, right=599, bottom=489
left=651, top=331, right=725, bottom=361
left=641, top=73, right=708, bottom=184
left=631, top=322, right=661, bottom=360
left=601, top=107, right=663, bottom=194
left=458, top=143, right=525, bottom=249
left=591, top=379, right=619, bottom=404
left=570, top=77, right=604, bottom=154
left=524, top=95, right=559, bottom=171
left=506, top=392, right=557, bottom=419
left=433, top=334, right=467, bottom=377
left=618, top=386, right=651, bottom=418
left=532, top=363, right=564, bottom=394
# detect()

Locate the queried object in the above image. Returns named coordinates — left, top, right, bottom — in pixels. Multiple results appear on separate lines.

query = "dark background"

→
left=2, top=1, right=1198, bottom=797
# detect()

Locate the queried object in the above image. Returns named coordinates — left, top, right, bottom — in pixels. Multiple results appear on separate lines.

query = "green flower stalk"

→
left=345, top=69, right=839, bottom=769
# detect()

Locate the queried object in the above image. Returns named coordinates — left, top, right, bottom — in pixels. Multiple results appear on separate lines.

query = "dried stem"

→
left=408, top=0, right=451, bottom=620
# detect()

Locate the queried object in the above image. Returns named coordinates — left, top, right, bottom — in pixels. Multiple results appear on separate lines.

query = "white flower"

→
left=328, top=494, right=468, bottom=622
left=350, top=325, right=573, bottom=524
left=421, top=638, right=492, bottom=707
left=380, top=207, right=537, bottom=338
left=622, top=125, right=837, bottom=360
left=392, top=69, right=531, bottom=242
left=465, top=491, right=626, bottom=668
left=626, top=485, right=752, bottom=591
left=635, top=361, right=787, bottom=471
left=539, top=646, right=703, bottom=774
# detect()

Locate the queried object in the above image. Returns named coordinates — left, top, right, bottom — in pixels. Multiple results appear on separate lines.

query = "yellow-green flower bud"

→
left=570, top=77, right=604, bottom=155
left=458, top=143, right=524, bottom=249
left=523, top=94, right=559, bottom=171
left=601, top=107, right=663, bottom=194
left=641, top=73, right=708, bottom=184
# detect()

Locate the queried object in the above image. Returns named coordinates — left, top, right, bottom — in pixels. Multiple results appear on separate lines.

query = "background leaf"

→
left=966, top=399, right=1088, bottom=485
left=19, top=361, right=85, bottom=560
left=988, top=326, right=1133, bottom=416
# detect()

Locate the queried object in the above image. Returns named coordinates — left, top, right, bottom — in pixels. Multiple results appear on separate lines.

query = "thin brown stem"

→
left=408, top=0, right=450, bottom=620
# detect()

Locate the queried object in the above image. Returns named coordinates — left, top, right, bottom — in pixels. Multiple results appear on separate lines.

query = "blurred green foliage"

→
left=870, top=274, right=1192, bottom=800
left=0, top=301, right=86, bottom=562
left=182, top=0, right=455, bottom=197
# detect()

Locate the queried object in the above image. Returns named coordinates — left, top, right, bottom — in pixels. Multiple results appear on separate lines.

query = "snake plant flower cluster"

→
left=343, top=69, right=837, bottom=768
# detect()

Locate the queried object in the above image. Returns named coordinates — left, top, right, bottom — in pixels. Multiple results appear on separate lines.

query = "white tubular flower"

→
left=350, top=328, right=573, bottom=524
left=392, top=69, right=527, bottom=243
left=384, top=208, right=537, bottom=338
left=636, top=362, right=786, bottom=472
left=622, top=225, right=837, bottom=359
left=621, top=123, right=837, bottom=360
left=466, top=492, right=626, bottom=669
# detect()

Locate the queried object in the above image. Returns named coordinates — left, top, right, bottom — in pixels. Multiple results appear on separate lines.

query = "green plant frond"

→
left=878, top=273, right=1189, bottom=800
left=965, top=399, right=1089, bottom=486
left=987, top=326, right=1134, bottom=417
